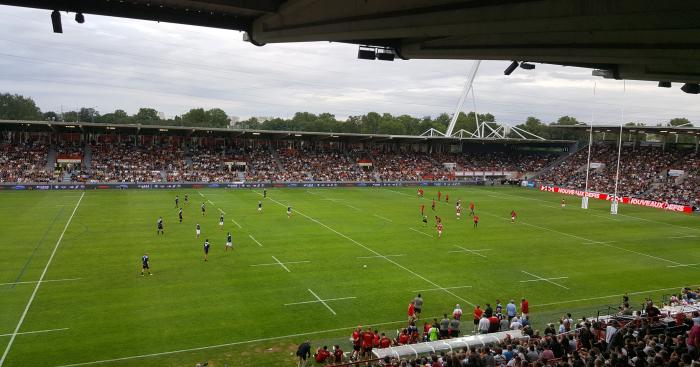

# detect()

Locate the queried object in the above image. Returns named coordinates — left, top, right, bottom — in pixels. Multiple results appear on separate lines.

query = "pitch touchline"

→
left=521, top=270, right=569, bottom=290
left=0, top=278, right=82, bottom=287
left=53, top=316, right=433, bottom=367
left=409, top=227, right=432, bottom=238
left=537, top=284, right=700, bottom=307
left=0, top=192, right=84, bottom=367
left=412, top=285, right=472, bottom=292
left=0, top=327, right=69, bottom=338
left=248, top=235, right=263, bottom=247
left=258, top=192, right=476, bottom=307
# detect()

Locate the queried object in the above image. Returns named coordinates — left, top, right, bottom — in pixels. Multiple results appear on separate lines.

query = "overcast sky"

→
left=1, top=5, right=699, bottom=127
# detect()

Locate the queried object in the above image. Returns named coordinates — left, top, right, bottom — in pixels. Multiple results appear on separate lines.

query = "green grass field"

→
left=1, top=186, right=698, bottom=367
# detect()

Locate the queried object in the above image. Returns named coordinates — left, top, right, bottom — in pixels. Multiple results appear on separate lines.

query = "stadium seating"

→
left=0, top=138, right=697, bottom=207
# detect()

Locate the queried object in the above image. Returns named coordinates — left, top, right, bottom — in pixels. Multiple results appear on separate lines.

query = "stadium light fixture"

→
left=658, top=81, right=671, bottom=88
left=357, top=46, right=376, bottom=60
left=376, top=48, right=395, bottom=61
left=504, top=61, right=519, bottom=75
left=294, top=134, right=302, bottom=137
left=681, top=83, right=700, bottom=94
left=51, top=10, right=63, bottom=33
left=519, top=62, right=535, bottom=70
left=75, top=12, right=85, bottom=24
left=159, top=128, right=168, bottom=132
left=252, top=132, right=260, bottom=135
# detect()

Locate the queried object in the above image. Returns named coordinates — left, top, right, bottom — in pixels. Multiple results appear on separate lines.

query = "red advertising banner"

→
left=539, top=185, right=692, bottom=213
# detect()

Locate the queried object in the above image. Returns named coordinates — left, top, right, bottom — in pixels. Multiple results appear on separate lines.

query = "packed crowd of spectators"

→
left=0, top=142, right=51, bottom=183
left=444, top=152, right=559, bottom=175
left=539, top=144, right=699, bottom=206
left=372, top=151, right=449, bottom=181
left=245, top=145, right=281, bottom=182
left=276, top=147, right=363, bottom=181
left=176, top=146, right=239, bottom=182
left=298, top=289, right=700, bottom=367
left=89, top=143, right=180, bottom=183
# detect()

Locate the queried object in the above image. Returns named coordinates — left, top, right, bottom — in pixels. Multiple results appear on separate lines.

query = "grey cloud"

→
left=0, top=6, right=698, bottom=126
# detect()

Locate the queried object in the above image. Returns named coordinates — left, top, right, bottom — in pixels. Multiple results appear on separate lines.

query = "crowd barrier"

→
left=0, top=180, right=486, bottom=191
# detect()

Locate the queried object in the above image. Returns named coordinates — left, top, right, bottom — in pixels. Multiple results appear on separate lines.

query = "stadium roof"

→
left=0, top=120, right=573, bottom=144
left=2, top=0, right=700, bottom=87
left=549, top=124, right=700, bottom=137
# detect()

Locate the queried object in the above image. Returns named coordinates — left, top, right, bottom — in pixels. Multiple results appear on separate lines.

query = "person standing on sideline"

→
left=506, top=299, right=517, bottom=321
left=521, top=297, right=529, bottom=318
left=473, top=305, right=484, bottom=333
left=296, top=340, right=311, bottom=367
left=413, top=294, right=424, bottom=319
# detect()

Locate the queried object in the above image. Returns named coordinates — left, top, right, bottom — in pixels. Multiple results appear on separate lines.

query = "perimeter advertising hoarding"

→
left=539, top=185, right=692, bottom=213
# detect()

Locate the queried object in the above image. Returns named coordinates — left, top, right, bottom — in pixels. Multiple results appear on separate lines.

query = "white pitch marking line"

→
left=386, top=189, right=413, bottom=197
left=581, top=240, right=617, bottom=245
left=538, top=204, right=559, bottom=209
left=450, top=245, right=488, bottom=258
left=373, top=214, right=393, bottom=223
left=56, top=281, right=700, bottom=367
left=356, top=254, right=405, bottom=259
left=521, top=270, right=569, bottom=290
left=519, top=277, right=569, bottom=283
left=308, top=289, right=337, bottom=315
left=230, top=219, right=242, bottom=229
left=412, top=285, right=472, bottom=292
left=479, top=211, right=684, bottom=266
left=409, top=227, right=432, bottom=238
left=217, top=208, right=226, bottom=215
left=670, top=235, right=697, bottom=239
left=538, top=283, right=700, bottom=307
left=666, top=263, right=700, bottom=268
left=589, top=213, right=620, bottom=221
left=248, top=235, right=263, bottom=247
left=616, top=212, right=700, bottom=233
left=197, top=191, right=205, bottom=197
left=284, top=296, right=357, bottom=307
left=250, top=261, right=310, bottom=267
left=0, top=278, right=82, bottom=287
left=207, top=199, right=215, bottom=205
left=0, top=192, right=84, bottom=367
left=271, top=255, right=291, bottom=273
left=257, top=191, right=476, bottom=307
left=0, top=327, right=69, bottom=338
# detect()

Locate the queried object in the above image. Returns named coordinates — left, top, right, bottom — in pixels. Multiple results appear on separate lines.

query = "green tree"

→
left=79, top=107, right=99, bottom=123
left=62, top=111, right=78, bottom=122
left=0, top=93, right=42, bottom=120
left=668, top=117, right=692, bottom=127
left=42, top=111, right=59, bottom=121
left=204, top=108, right=229, bottom=128
left=181, top=108, right=207, bottom=126
left=552, top=115, right=580, bottom=125
left=133, top=108, right=160, bottom=124
left=237, top=117, right=261, bottom=129
left=510, top=116, right=549, bottom=139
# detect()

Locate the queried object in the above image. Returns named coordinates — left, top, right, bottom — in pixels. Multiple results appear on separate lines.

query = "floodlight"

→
left=681, top=83, right=699, bottom=94
left=75, top=12, right=85, bottom=24
left=51, top=10, right=62, bottom=33
left=358, top=46, right=376, bottom=60
left=504, top=61, right=519, bottom=75
left=658, top=81, right=671, bottom=88
left=376, top=49, right=395, bottom=61
left=519, top=62, right=535, bottom=70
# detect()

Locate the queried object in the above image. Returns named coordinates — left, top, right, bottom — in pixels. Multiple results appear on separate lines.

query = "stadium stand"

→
left=321, top=289, right=700, bottom=367
left=539, top=143, right=699, bottom=207
left=0, top=128, right=697, bottom=207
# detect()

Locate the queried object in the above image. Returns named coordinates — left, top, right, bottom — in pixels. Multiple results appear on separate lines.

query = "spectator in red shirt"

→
left=314, top=346, right=330, bottom=363
left=408, top=301, right=416, bottom=322
left=397, top=329, right=409, bottom=345
left=473, top=305, right=484, bottom=333
left=361, top=327, right=374, bottom=360
left=351, top=326, right=361, bottom=361
left=379, top=333, right=392, bottom=348
left=332, top=345, right=344, bottom=363
left=521, top=298, right=529, bottom=317
left=372, top=329, right=380, bottom=348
